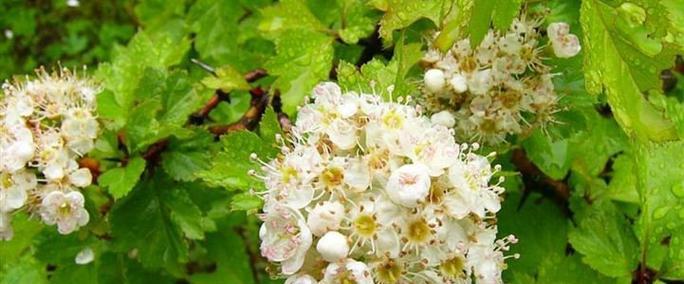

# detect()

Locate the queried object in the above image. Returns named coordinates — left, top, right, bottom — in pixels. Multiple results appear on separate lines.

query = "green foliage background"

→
left=1, top=0, right=683, bottom=283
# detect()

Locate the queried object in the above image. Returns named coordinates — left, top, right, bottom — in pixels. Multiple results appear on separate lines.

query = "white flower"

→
left=446, top=158, right=502, bottom=218
left=547, top=22, right=581, bottom=58
left=68, top=167, right=92, bottom=188
left=259, top=205, right=312, bottom=275
left=0, top=170, right=36, bottom=212
left=254, top=82, right=514, bottom=282
left=316, top=231, right=349, bottom=262
left=386, top=163, right=431, bottom=208
left=285, top=274, right=318, bottom=284
left=431, top=111, right=456, bottom=128
left=40, top=191, right=90, bottom=234
left=307, top=201, right=345, bottom=236
left=449, top=73, right=468, bottom=93
left=75, top=247, right=95, bottom=265
left=424, top=69, right=446, bottom=92
left=322, top=259, right=373, bottom=284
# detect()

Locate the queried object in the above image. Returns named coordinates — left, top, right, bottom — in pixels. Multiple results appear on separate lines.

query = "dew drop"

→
left=653, top=207, right=669, bottom=219
left=673, top=183, right=684, bottom=198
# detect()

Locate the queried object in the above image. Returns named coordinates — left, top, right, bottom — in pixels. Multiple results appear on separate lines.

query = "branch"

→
left=209, top=87, right=269, bottom=135
left=511, top=148, right=570, bottom=212
left=191, top=68, right=268, bottom=123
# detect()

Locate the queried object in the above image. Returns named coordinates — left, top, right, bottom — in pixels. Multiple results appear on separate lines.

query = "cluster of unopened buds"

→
left=0, top=67, right=99, bottom=240
left=422, top=17, right=581, bottom=144
left=251, top=82, right=517, bottom=284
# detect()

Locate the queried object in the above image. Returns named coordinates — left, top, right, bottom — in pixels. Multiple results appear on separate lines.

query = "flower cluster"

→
left=252, top=82, right=517, bottom=284
left=0, top=67, right=99, bottom=240
left=422, top=17, right=581, bottom=144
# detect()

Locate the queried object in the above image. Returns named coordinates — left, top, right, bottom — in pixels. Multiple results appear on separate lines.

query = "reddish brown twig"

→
left=511, top=148, right=570, bottom=210
left=192, top=68, right=268, bottom=123
left=209, top=87, right=270, bottom=135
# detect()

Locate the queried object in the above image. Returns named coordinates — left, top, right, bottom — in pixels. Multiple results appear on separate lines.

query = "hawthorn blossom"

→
left=0, top=67, right=100, bottom=240
left=40, top=190, right=90, bottom=234
left=252, top=82, right=516, bottom=283
left=422, top=16, right=581, bottom=144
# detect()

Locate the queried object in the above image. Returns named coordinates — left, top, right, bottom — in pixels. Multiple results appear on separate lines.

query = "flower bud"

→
left=424, top=69, right=446, bottom=92
left=431, top=111, right=456, bottom=128
left=316, top=231, right=349, bottom=262
left=449, top=73, right=468, bottom=93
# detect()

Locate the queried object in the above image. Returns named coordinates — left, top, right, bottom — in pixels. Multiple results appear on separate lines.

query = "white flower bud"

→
left=386, top=163, right=431, bottom=207
left=424, top=69, right=446, bottom=92
left=307, top=201, right=345, bottom=236
left=431, top=111, right=456, bottom=128
left=316, top=231, right=349, bottom=262
left=449, top=73, right=468, bottom=93
left=548, top=22, right=581, bottom=58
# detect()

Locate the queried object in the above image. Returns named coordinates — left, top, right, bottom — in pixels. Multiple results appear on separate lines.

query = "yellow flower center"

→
left=440, top=256, right=466, bottom=279
left=353, top=214, right=377, bottom=238
left=321, top=167, right=344, bottom=188
left=375, top=259, right=403, bottom=284
left=406, top=218, right=432, bottom=244
left=381, top=110, right=403, bottom=129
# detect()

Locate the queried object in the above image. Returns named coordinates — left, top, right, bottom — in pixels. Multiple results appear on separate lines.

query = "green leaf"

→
left=98, top=157, right=147, bottom=199
left=605, top=154, right=640, bottom=204
left=265, top=29, right=334, bottom=114
left=197, top=131, right=278, bottom=190
left=258, top=107, right=282, bottom=147
left=498, top=192, right=569, bottom=277
left=467, top=0, right=496, bottom=47
left=34, top=229, right=95, bottom=264
left=375, top=0, right=449, bottom=45
left=337, top=0, right=381, bottom=44
left=124, top=69, right=213, bottom=152
left=163, top=186, right=216, bottom=240
left=230, top=193, right=263, bottom=212
left=522, top=131, right=571, bottom=180
left=0, top=255, right=47, bottom=284
left=161, top=130, right=214, bottom=182
left=96, top=31, right=190, bottom=128
left=491, top=0, right=522, bottom=31
left=568, top=202, right=640, bottom=278
left=336, top=40, right=422, bottom=99
left=189, top=214, right=256, bottom=284
left=110, top=175, right=196, bottom=272
left=634, top=141, right=684, bottom=278
left=535, top=253, right=618, bottom=284
left=187, top=0, right=242, bottom=62
left=258, top=0, right=326, bottom=35
left=0, top=213, right=43, bottom=261
left=200, top=65, right=251, bottom=93
left=580, top=0, right=679, bottom=141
